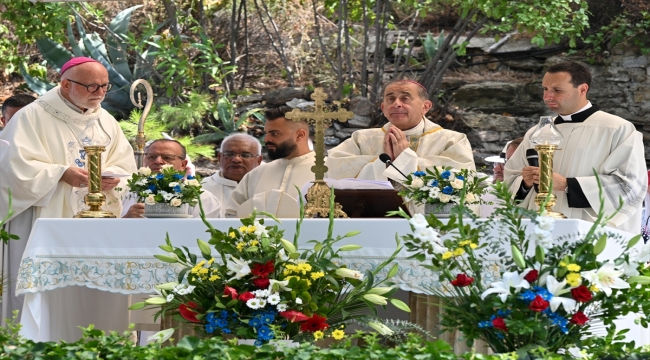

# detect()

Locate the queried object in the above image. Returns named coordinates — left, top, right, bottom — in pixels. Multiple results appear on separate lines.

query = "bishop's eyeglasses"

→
left=68, top=79, right=113, bottom=93
left=221, top=151, right=258, bottom=159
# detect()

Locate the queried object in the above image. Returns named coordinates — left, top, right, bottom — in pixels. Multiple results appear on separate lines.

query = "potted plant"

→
left=126, top=165, right=202, bottom=216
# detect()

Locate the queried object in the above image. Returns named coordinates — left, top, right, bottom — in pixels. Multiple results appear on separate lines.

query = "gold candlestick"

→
left=530, top=116, right=565, bottom=219
left=74, top=145, right=115, bottom=218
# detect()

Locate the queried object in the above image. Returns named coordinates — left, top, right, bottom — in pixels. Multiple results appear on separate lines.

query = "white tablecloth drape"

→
left=16, top=218, right=643, bottom=343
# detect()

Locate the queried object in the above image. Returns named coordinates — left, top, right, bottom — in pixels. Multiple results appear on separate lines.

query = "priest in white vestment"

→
left=0, top=58, right=137, bottom=326
left=227, top=107, right=315, bottom=218
left=505, top=62, right=646, bottom=233
left=122, top=139, right=221, bottom=218
left=326, top=79, right=475, bottom=182
left=201, top=133, right=262, bottom=218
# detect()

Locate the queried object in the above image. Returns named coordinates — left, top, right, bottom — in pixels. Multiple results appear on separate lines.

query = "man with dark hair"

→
left=505, top=61, right=646, bottom=232
left=326, top=79, right=474, bottom=181
left=227, top=106, right=315, bottom=217
left=1, top=94, right=36, bottom=128
left=122, top=139, right=221, bottom=218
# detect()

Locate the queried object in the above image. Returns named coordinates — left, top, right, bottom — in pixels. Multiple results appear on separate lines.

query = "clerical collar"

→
left=554, top=102, right=598, bottom=125
left=57, top=88, right=97, bottom=115
left=401, top=119, right=425, bottom=136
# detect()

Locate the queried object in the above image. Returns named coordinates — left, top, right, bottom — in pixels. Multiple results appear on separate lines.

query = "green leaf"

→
left=390, top=298, right=411, bottom=312
left=197, top=239, right=212, bottom=259
left=20, top=62, right=55, bottom=96
left=106, top=5, right=143, bottom=81
left=128, top=302, right=146, bottom=310
left=593, top=234, right=607, bottom=255
left=626, top=234, right=642, bottom=250
left=628, top=276, right=650, bottom=285
left=387, top=263, right=399, bottom=278
left=154, top=254, right=178, bottom=263
left=35, top=37, right=72, bottom=72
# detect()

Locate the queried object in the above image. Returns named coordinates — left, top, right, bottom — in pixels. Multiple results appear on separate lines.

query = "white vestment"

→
left=121, top=190, right=222, bottom=218
left=201, top=171, right=238, bottom=218
left=505, top=110, right=647, bottom=233
left=227, top=152, right=316, bottom=218
left=0, top=86, right=137, bottom=325
left=326, top=119, right=475, bottom=181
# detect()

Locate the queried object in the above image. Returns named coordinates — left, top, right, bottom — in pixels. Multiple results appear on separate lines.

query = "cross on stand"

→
left=284, top=88, right=354, bottom=218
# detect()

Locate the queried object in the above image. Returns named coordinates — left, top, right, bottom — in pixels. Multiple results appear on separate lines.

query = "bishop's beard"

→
left=267, top=139, right=297, bottom=160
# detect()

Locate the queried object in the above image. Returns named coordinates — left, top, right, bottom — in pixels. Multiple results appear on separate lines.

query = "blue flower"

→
left=206, top=312, right=217, bottom=324
left=533, top=286, right=553, bottom=301
left=496, top=309, right=511, bottom=317
left=173, top=185, right=182, bottom=193
left=221, top=328, right=232, bottom=334
left=442, top=186, right=454, bottom=195
left=187, top=175, right=195, bottom=180
left=519, top=290, right=536, bottom=302
left=260, top=313, right=275, bottom=324
left=156, top=173, right=165, bottom=180
left=257, top=325, right=274, bottom=341
left=220, top=310, right=229, bottom=319
left=413, top=171, right=426, bottom=177
left=430, top=180, right=439, bottom=187
left=249, top=317, right=262, bottom=328
left=215, top=318, right=229, bottom=328
left=173, top=174, right=184, bottom=180
left=478, top=321, right=492, bottom=328
left=205, top=323, right=215, bottom=334
left=441, top=170, right=451, bottom=179
left=254, top=339, right=263, bottom=346
left=456, top=175, right=465, bottom=181
left=148, top=184, right=157, bottom=192
left=496, top=332, right=505, bottom=339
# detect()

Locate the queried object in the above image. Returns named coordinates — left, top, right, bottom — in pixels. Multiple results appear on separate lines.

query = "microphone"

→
left=379, top=153, right=409, bottom=180
left=525, top=149, right=539, bottom=167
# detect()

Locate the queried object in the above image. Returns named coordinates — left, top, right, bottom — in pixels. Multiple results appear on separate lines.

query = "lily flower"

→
left=545, top=275, right=577, bottom=312
left=481, top=271, right=530, bottom=302
left=147, top=328, right=175, bottom=344
left=226, top=256, right=251, bottom=281
left=581, top=261, right=630, bottom=296
left=268, top=279, right=292, bottom=292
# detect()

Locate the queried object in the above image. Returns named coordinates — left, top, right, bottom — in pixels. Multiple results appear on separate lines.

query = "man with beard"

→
left=226, top=106, right=315, bottom=217
left=201, top=133, right=263, bottom=217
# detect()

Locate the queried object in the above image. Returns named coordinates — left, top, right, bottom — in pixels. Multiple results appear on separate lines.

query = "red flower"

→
left=571, top=285, right=593, bottom=302
left=224, top=286, right=238, bottom=299
left=570, top=312, right=589, bottom=325
left=179, top=303, right=200, bottom=323
left=239, top=291, right=255, bottom=302
left=279, top=310, right=309, bottom=322
left=450, top=273, right=474, bottom=287
left=491, top=317, right=508, bottom=332
left=252, top=277, right=270, bottom=288
left=528, top=295, right=550, bottom=312
left=523, top=269, right=538, bottom=283
left=300, top=314, right=329, bottom=332
left=251, top=260, right=275, bottom=277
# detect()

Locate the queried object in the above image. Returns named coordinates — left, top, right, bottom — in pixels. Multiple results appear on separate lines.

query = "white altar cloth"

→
left=16, top=218, right=644, bottom=343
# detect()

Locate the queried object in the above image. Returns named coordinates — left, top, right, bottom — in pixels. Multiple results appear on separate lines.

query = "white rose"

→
left=170, top=198, right=182, bottom=207
left=145, top=195, right=156, bottom=205
left=185, top=179, right=200, bottom=186
left=138, top=167, right=152, bottom=176
left=410, top=178, right=425, bottom=189
left=439, top=194, right=451, bottom=203
left=465, top=193, right=476, bottom=203
left=161, top=164, right=174, bottom=171
left=450, top=178, right=464, bottom=189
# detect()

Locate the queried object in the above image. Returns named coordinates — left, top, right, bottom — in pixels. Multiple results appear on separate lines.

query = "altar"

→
left=15, top=217, right=647, bottom=344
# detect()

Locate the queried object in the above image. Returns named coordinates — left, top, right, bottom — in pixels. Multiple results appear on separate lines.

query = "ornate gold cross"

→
left=284, top=88, right=354, bottom=218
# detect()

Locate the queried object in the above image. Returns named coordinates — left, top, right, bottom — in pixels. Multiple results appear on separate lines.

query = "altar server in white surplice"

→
left=505, top=61, right=647, bottom=233
left=201, top=133, right=262, bottom=218
left=0, top=57, right=137, bottom=325
left=227, top=106, right=315, bottom=218
left=122, top=139, right=221, bottom=218
left=326, top=79, right=475, bottom=182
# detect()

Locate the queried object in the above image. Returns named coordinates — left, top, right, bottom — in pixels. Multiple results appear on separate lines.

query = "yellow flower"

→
left=250, top=240, right=259, bottom=247
left=313, top=330, right=324, bottom=340
left=311, top=271, right=325, bottom=280
left=331, top=329, right=345, bottom=340
left=566, top=263, right=581, bottom=272
left=559, top=261, right=567, bottom=267
left=442, top=252, right=453, bottom=260
left=247, top=225, right=256, bottom=233
left=209, top=274, right=219, bottom=281
left=199, top=268, right=209, bottom=275
left=298, top=263, right=312, bottom=273
left=590, top=285, right=600, bottom=292
left=239, top=226, right=247, bottom=233
left=565, top=272, right=582, bottom=287
left=207, top=258, right=215, bottom=265
left=236, top=242, right=246, bottom=251
left=469, top=243, right=478, bottom=249
left=453, top=248, right=465, bottom=257
left=229, top=231, right=236, bottom=238
left=459, top=240, right=472, bottom=246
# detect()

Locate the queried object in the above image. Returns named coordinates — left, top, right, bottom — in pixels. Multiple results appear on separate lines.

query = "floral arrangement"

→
left=131, top=207, right=409, bottom=345
left=126, top=164, right=202, bottom=207
left=398, top=166, right=487, bottom=206
left=398, top=181, right=650, bottom=356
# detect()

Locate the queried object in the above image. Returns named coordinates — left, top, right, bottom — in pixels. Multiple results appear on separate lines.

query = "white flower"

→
left=226, top=256, right=251, bottom=281
left=368, top=321, right=393, bottom=336
left=267, top=293, right=281, bottom=305
left=246, top=298, right=263, bottom=309
left=450, top=178, right=464, bottom=189
left=147, top=328, right=174, bottom=344
left=268, top=279, right=292, bottom=292
left=253, top=220, right=269, bottom=238
left=465, top=193, right=476, bottom=204
left=633, top=245, right=650, bottom=263
left=253, top=289, right=270, bottom=298
left=135, top=178, right=148, bottom=186
left=410, top=177, right=425, bottom=189
left=186, top=285, right=195, bottom=293
left=439, top=194, right=451, bottom=203
left=409, top=213, right=429, bottom=231
left=277, top=303, right=288, bottom=312
left=145, top=195, right=156, bottom=205
left=142, top=189, right=152, bottom=195
left=481, top=271, right=530, bottom=302
left=413, top=227, right=446, bottom=254
left=258, top=299, right=267, bottom=307
left=531, top=226, right=554, bottom=250
left=581, top=261, right=630, bottom=296
left=138, top=167, right=152, bottom=176
left=295, top=297, right=303, bottom=305
left=536, top=216, right=555, bottom=232
left=160, top=191, right=174, bottom=201
left=335, top=268, right=365, bottom=280
left=621, top=261, right=640, bottom=277
left=161, top=164, right=174, bottom=171
left=545, top=275, right=577, bottom=312
left=185, top=179, right=200, bottom=186
left=168, top=182, right=179, bottom=188
left=166, top=294, right=174, bottom=302
left=277, top=249, right=289, bottom=262
left=170, top=198, right=182, bottom=207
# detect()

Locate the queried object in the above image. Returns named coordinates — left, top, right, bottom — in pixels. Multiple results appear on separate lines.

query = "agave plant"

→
left=21, top=5, right=146, bottom=117
left=194, top=96, right=264, bottom=144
